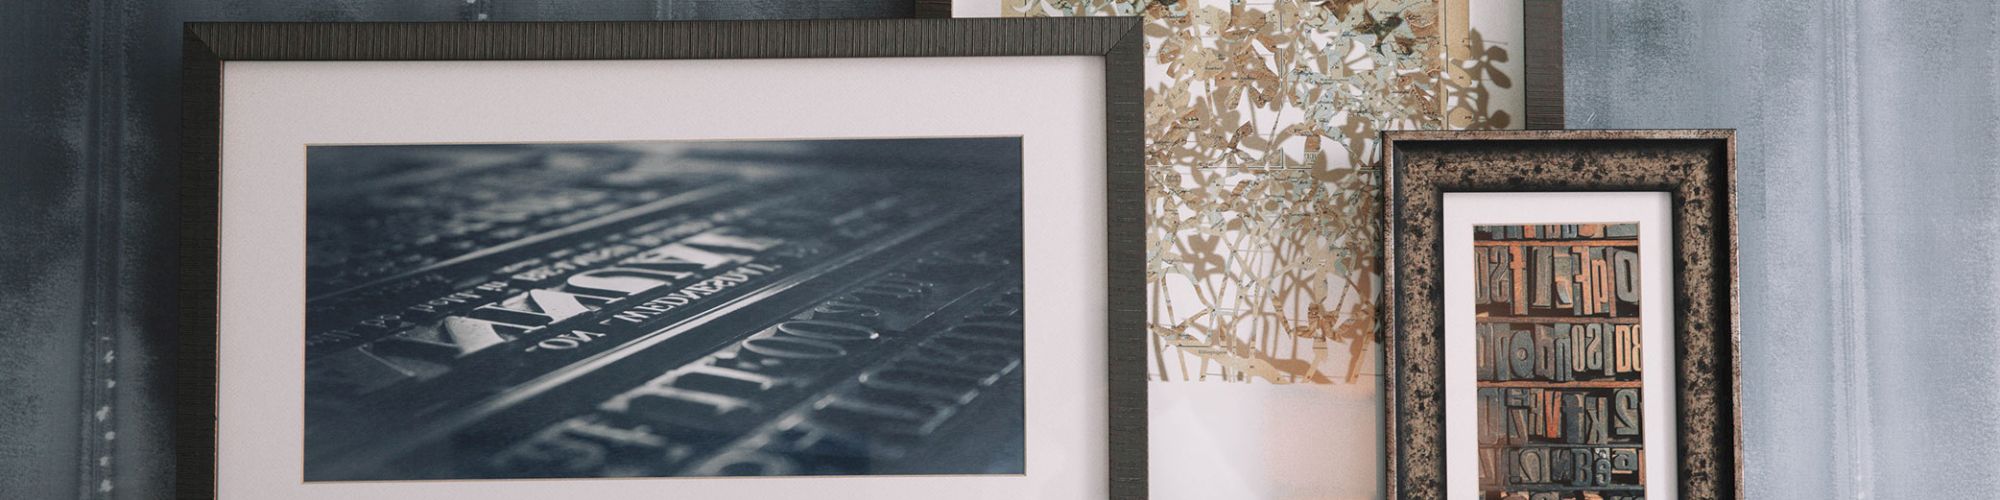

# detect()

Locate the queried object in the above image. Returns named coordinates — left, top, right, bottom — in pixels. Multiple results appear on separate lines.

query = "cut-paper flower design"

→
left=1010, top=0, right=1445, bottom=383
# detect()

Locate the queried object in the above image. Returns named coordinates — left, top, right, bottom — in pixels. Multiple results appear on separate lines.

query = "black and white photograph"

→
left=301, top=137, right=1028, bottom=481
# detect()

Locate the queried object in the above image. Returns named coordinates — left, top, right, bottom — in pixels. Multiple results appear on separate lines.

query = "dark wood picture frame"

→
left=1522, top=0, right=1564, bottom=130
left=178, top=18, right=1146, bottom=499
left=1381, top=130, right=1741, bottom=499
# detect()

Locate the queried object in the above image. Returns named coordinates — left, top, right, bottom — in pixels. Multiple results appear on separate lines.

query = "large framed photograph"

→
left=1382, top=130, right=1741, bottom=499
left=177, top=18, right=1145, bottom=499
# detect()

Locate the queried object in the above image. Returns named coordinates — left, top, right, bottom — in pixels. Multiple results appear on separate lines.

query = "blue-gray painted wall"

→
left=1568, top=0, right=2000, bottom=497
left=6, top=0, right=1999, bottom=497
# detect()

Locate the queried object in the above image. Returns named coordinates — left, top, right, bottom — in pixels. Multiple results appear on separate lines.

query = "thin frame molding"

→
left=1381, top=129, right=1741, bottom=499
left=177, top=17, right=1146, bottom=500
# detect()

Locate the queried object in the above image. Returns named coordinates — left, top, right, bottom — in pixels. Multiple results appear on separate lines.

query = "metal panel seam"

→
left=79, top=0, right=125, bottom=497
left=1824, top=0, right=1871, bottom=497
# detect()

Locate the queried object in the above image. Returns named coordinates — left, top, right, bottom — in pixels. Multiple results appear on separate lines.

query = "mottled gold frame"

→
left=1381, top=130, right=1740, bottom=499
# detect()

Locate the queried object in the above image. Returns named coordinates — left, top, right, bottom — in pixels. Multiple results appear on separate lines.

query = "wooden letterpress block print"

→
left=1533, top=246, right=1554, bottom=308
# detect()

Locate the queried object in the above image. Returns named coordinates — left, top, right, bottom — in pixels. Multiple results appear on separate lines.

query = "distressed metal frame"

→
left=1381, top=130, right=1741, bottom=499
left=178, top=18, right=1147, bottom=499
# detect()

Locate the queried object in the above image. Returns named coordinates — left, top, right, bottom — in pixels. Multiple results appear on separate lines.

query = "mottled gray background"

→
left=4, top=0, right=1998, bottom=498
left=1568, top=0, right=2000, bottom=498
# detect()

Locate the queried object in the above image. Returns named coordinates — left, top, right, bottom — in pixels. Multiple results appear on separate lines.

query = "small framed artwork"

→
left=1382, top=130, right=1741, bottom=499
left=177, top=18, right=1146, bottom=499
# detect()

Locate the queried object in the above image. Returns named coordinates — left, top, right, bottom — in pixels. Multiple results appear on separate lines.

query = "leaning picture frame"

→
left=177, top=18, right=1146, bottom=499
left=1382, top=130, right=1741, bottom=499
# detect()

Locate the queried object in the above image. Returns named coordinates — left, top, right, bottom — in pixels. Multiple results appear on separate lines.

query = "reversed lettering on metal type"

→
left=300, top=139, right=1028, bottom=481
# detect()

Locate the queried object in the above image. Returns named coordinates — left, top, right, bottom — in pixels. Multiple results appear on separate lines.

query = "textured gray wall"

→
left=10, top=0, right=2000, bottom=498
left=1568, top=0, right=2000, bottom=497
left=0, top=2, right=911, bottom=498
